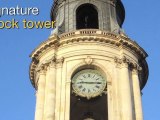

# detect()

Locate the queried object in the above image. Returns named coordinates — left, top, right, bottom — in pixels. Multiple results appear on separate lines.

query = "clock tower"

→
left=29, top=0, right=149, bottom=120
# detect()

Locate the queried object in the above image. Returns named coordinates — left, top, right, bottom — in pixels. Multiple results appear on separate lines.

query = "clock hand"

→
left=96, top=82, right=102, bottom=84
left=77, top=82, right=102, bottom=84
left=90, top=82, right=102, bottom=84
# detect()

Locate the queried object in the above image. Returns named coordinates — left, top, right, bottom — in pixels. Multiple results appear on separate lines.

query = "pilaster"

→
left=44, top=58, right=56, bottom=120
left=59, top=57, right=66, bottom=120
left=35, top=66, right=47, bottom=120
left=65, top=78, right=71, bottom=120
left=107, top=81, right=113, bottom=120
left=131, top=64, right=143, bottom=120
left=55, top=57, right=64, bottom=120
left=113, top=60, right=122, bottom=120
left=115, top=56, right=133, bottom=120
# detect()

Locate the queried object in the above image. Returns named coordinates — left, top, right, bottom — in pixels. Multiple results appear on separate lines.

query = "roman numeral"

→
left=82, top=88, right=86, bottom=92
left=83, top=75, right=86, bottom=78
left=78, top=85, right=83, bottom=89
left=88, top=74, right=90, bottom=77
left=88, top=89, right=90, bottom=93
left=92, top=75, right=95, bottom=78
left=93, top=88, right=96, bottom=91
left=95, top=85, right=100, bottom=88
left=96, top=78, right=99, bottom=80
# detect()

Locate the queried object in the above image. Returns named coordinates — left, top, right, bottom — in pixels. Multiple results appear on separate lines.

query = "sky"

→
left=0, top=0, right=159, bottom=120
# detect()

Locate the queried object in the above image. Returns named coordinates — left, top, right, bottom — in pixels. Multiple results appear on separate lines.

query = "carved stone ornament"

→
left=114, top=56, right=130, bottom=65
left=37, top=63, right=48, bottom=74
left=35, top=56, right=57, bottom=73
left=131, top=63, right=142, bottom=75
left=49, top=56, right=56, bottom=68
left=114, top=56, right=142, bottom=73
left=84, top=56, right=93, bottom=65
left=56, top=57, right=64, bottom=68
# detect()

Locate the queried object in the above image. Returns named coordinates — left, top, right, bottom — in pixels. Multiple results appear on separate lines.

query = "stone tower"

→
left=29, top=0, right=149, bottom=120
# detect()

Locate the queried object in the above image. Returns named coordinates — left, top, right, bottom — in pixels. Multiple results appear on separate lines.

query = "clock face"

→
left=72, top=69, right=106, bottom=99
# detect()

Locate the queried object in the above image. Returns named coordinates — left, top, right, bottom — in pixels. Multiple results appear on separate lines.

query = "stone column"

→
left=35, top=66, right=46, bottom=120
left=60, top=59, right=66, bottom=120
left=44, top=61, right=56, bottom=120
left=107, top=82, right=113, bottom=120
left=55, top=58, right=64, bottom=120
left=132, top=65, right=143, bottom=120
left=65, top=79, right=71, bottom=120
left=113, top=63, right=121, bottom=120
left=119, top=57, right=133, bottom=120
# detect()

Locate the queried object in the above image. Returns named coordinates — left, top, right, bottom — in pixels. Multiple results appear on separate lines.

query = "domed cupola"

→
left=51, top=0, right=125, bottom=35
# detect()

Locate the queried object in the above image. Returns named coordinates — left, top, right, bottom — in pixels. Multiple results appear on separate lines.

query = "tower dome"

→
left=50, top=0, right=125, bottom=35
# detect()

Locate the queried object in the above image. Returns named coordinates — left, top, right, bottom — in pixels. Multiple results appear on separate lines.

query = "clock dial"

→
left=72, top=69, right=106, bottom=99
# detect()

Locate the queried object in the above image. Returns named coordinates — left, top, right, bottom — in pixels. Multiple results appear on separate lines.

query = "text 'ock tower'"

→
left=29, top=0, right=149, bottom=120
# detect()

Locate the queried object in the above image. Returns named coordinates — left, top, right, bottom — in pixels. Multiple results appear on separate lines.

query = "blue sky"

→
left=0, top=0, right=159, bottom=120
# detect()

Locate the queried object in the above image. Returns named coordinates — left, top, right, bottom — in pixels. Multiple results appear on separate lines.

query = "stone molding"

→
left=30, top=34, right=58, bottom=59
left=36, top=56, right=56, bottom=72
left=30, top=30, right=148, bottom=60
left=30, top=56, right=64, bottom=88
left=114, top=56, right=141, bottom=72
left=59, top=30, right=147, bottom=59
left=29, top=29, right=148, bottom=89
left=37, top=57, right=64, bottom=71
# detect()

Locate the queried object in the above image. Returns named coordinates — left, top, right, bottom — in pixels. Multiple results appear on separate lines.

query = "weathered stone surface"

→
left=29, top=29, right=148, bottom=120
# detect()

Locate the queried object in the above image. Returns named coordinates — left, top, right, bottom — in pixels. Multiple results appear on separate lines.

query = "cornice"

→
left=29, top=29, right=148, bottom=89
left=29, top=56, right=64, bottom=89
left=59, top=30, right=148, bottom=59
left=30, top=34, right=59, bottom=60
left=30, top=30, right=148, bottom=61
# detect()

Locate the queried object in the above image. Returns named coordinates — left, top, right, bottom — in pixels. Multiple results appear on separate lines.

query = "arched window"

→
left=76, top=4, right=99, bottom=29
left=70, top=66, right=108, bottom=120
